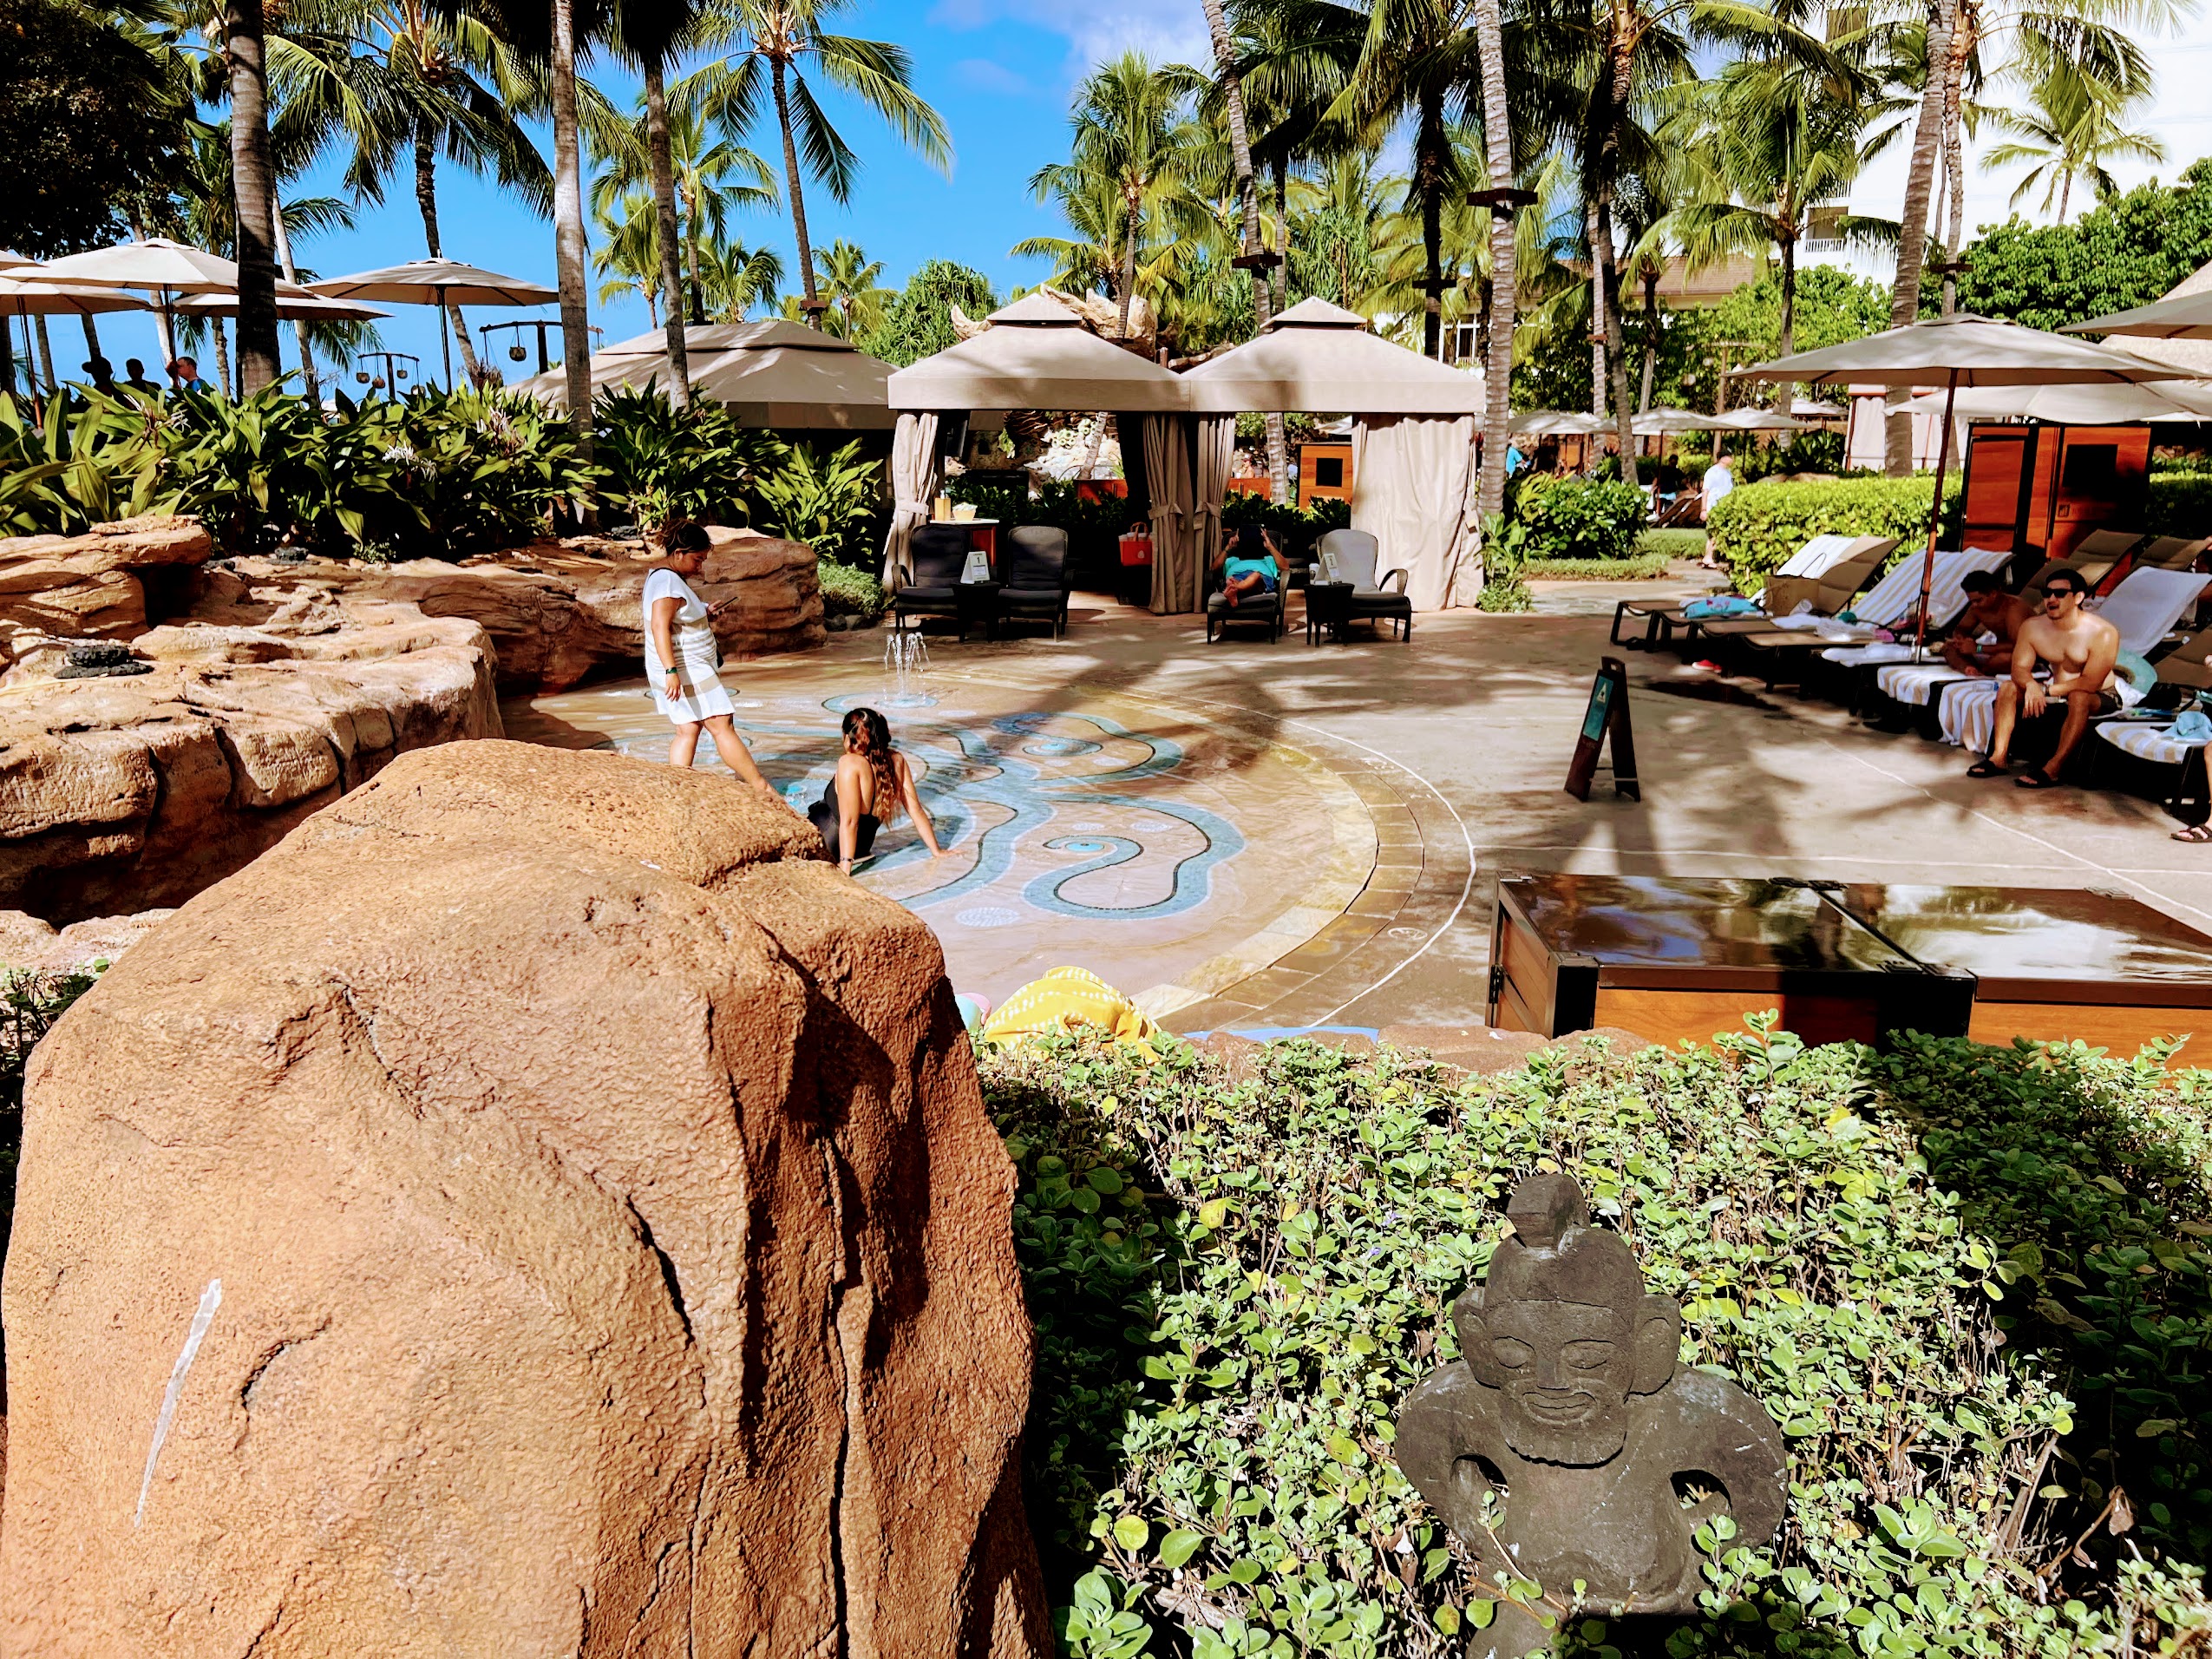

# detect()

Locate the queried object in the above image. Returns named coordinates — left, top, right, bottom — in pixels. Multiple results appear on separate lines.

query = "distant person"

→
left=121, top=357, right=160, bottom=396
left=1698, top=457, right=1735, bottom=567
left=1216, top=523, right=1286, bottom=609
left=1653, top=456, right=1685, bottom=501
left=81, top=357, right=115, bottom=393
left=645, top=521, right=779, bottom=800
left=1505, top=440, right=1526, bottom=476
left=1942, top=570, right=2035, bottom=679
left=809, top=706, right=945, bottom=873
left=1966, top=567, right=2121, bottom=789
left=168, top=356, right=202, bottom=393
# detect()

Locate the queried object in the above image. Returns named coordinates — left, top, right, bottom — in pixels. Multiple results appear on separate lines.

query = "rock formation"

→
left=0, top=587, right=500, bottom=923
left=0, top=907, right=175, bottom=973
left=2, top=741, right=1046, bottom=1656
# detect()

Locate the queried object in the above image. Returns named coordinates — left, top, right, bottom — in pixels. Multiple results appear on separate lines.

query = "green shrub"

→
left=746, top=440, right=884, bottom=567
left=1524, top=551, right=1672, bottom=580
left=2148, top=474, right=2212, bottom=541
left=1512, top=476, right=1646, bottom=561
left=1639, top=527, right=1709, bottom=562
left=594, top=386, right=777, bottom=532
left=1707, top=475, right=1963, bottom=592
left=816, top=559, right=885, bottom=619
left=982, top=1022, right=2212, bottom=1656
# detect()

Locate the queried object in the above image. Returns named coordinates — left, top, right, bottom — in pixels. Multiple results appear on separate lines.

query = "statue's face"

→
left=1480, top=1297, right=1636, bottom=1466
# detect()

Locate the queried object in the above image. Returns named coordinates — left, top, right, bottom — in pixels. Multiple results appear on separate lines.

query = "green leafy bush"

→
left=1512, top=476, right=1647, bottom=561
left=982, top=1022, right=2212, bottom=1657
left=1221, top=493, right=1350, bottom=561
left=1474, top=510, right=1533, bottom=611
left=2148, top=474, right=2212, bottom=541
left=749, top=439, right=884, bottom=567
left=816, top=559, right=885, bottom=619
left=1707, top=475, right=1963, bottom=592
left=2, top=963, right=101, bottom=1262
left=0, top=388, right=169, bottom=534
left=594, top=386, right=777, bottom=533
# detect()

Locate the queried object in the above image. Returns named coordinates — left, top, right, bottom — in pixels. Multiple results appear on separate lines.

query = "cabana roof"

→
left=887, top=292, right=1187, bottom=412
left=517, top=319, right=893, bottom=426
left=1179, top=297, right=1486, bottom=416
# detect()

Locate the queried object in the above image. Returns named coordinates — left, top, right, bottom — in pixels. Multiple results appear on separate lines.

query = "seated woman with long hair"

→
left=809, top=706, right=946, bottom=872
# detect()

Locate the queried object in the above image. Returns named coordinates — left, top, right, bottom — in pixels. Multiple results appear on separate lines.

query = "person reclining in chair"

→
left=1217, top=524, right=1286, bottom=608
left=1942, top=571, right=2035, bottom=678
left=1967, top=567, right=2120, bottom=789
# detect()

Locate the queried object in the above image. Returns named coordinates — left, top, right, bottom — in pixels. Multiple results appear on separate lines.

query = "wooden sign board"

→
left=1566, top=656, right=1640, bottom=802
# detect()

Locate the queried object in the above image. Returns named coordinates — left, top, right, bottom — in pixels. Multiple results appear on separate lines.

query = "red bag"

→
left=1118, top=527, right=1154, bottom=567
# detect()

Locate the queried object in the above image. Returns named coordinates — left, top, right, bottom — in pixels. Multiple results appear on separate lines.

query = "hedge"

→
left=2149, top=474, right=2212, bottom=541
left=1511, top=475, right=1646, bottom=561
left=1706, top=476, right=1964, bottom=592
left=984, top=1023, right=2212, bottom=1658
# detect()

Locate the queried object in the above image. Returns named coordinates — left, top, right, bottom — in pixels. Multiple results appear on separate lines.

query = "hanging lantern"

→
left=355, top=370, right=370, bottom=384
left=396, top=367, right=409, bottom=382
left=507, top=343, right=527, bottom=363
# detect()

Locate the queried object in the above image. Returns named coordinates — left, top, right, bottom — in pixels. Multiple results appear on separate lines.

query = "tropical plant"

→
left=695, top=237, right=785, bottom=320
left=859, top=259, right=997, bottom=366
left=797, top=238, right=892, bottom=340
left=593, top=384, right=776, bottom=530
left=272, top=0, right=551, bottom=386
left=1984, top=62, right=2165, bottom=223
left=1511, top=475, right=1647, bottom=561
left=587, top=94, right=776, bottom=330
left=1707, top=473, right=1963, bottom=589
left=1022, top=55, right=1212, bottom=341
left=678, top=0, right=950, bottom=325
left=1953, top=159, right=2212, bottom=331
left=985, top=1023, right=2212, bottom=1656
left=747, top=437, right=880, bottom=564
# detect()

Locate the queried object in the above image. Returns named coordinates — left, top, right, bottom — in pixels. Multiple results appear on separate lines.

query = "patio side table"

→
left=1306, top=580, right=1352, bottom=645
left=957, top=579, right=1003, bottom=642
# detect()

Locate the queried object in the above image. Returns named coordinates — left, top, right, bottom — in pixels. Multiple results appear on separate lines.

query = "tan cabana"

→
left=886, top=291, right=1188, bottom=414
left=519, top=318, right=894, bottom=429
left=1181, top=298, right=1485, bottom=612
left=882, top=292, right=1189, bottom=601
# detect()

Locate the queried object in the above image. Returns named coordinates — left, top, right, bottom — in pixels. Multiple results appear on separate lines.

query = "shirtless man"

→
left=1942, top=570, right=2037, bottom=678
left=1967, top=567, right=2120, bottom=789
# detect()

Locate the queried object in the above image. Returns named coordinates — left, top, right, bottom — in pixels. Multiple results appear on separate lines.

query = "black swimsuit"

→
left=808, top=777, right=880, bottom=861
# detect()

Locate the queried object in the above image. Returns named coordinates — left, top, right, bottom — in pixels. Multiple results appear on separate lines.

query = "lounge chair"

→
left=1684, top=538, right=1900, bottom=647
left=1206, top=544, right=1287, bottom=642
left=991, top=525, right=1074, bottom=639
left=1614, top=535, right=1894, bottom=650
left=892, top=522, right=980, bottom=640
left=1717, top=547, right=2010, bottom=690
left=1315, top=528, right=1412, bottom=642
left=2129, top=534, right=2209, bottom=572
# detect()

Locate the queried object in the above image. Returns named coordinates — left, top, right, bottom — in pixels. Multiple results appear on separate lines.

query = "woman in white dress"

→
left=645, top=523, right=776, bottom=797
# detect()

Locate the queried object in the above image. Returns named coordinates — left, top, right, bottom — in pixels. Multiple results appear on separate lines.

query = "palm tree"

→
left=1199, top=0, right=1286, bottom=496
left=1469, top=0, right=1518, bottom=554
left=680, top=0, right=949, bottom=327
left=600, top=0, right=704, bottom=405
left=226, top=0, right=281, bottom=391
left=592, top=185, right=669, bottom=321
left=803, top=238, right=890, bottom=338
left=1984, top=62, right=2163, bottom=222
left=1885, top=0, right=1962, bottom=472
left=275, top=0, right=551, bottom=385
left=589, top=98, right=776, bottom=328
left=1024, top=55, right=1210, bottom=340
left=697, top=237, right=784, bottom=319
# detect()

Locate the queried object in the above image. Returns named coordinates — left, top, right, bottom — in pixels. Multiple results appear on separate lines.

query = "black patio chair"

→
left=893, top=523, right=977, bottom=639
left=991, top=525, right=1075, bottom=639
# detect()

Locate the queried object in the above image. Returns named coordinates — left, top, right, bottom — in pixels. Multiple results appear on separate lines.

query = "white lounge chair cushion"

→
left=1940, top=675, right=2145, bottom=751
left=2097, top=721, right=2210, bottom=766
left=1822, top=642, right=1919, bottom=665
left=1877, top=662, right=1974, bottom=706
left=2087, top=567, right=2212, bottom=653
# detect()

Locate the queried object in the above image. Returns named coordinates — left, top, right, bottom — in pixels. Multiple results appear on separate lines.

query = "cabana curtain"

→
left=881, top=411, right=938, bottom=583
left=1193, top=417, right=1235, bottom=605
left=1144, top=416, right=1197, bottom=614
left=1350, top=415, right=1481, bottom=611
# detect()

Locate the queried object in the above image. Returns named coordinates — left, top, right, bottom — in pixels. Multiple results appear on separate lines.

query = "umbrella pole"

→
left=1911, top=369, right=1960, bottom=662
left=439, top=290, right=454, bottom=390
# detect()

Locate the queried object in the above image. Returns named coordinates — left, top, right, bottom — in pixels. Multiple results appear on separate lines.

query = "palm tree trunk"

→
left=213, top=318, right=232, bottom=397
left=413, top=122, right=481, bottom=384
left=1202, top=0, right=1287, bottom=503
left=772, top=56, right=821, bottom=326
left=1417, top=89, right=1447, bottom=359
left=1586, top=200, right=1607, bottom=419
left=687, top=218, right=706, bottom=324
left=226, top=0, right=281, bottom=395
left=268, top=200, right=322, bottom=406
left=1119, top=195, right=1141, bottom=340
left=1473, top=0, right=1517, bottom=569
left=549, top=0, right=592, bottom=469
left=1271, top=155, right=1289, bottom=316
left=1941, top=47, right=1967, bottom=313
left=1638, top=266, right=1659, bottom=413
left=1595, top=193, right=1638, bottom=488
left=34, top=316, right=55, bottom=392
left=1779, top=236, right=1798, bottom=364
left=2058, top=170, right=2071, bottom=226
left=642, top=61, right=691, bottom=410
left=1886, top=0, right=1960, bottom=474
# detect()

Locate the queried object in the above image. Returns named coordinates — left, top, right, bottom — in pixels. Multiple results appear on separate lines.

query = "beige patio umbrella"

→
left=1891, top=379, right=2212, bottom=424
left=15, top=238, right=249, bottom=368
left=2065, top=291, right=2212, bottom=341
left=173, top=286, right=392, bottom=325
left=1632, top=406, right=1725, bottom=435
left=1735, top=312, right=2186, bottom=652
left=1511, top=409, right=1607, bottom=435
left=309, top=258, right=556, bottom=388
left=1717, top=406, right=1805, bottom=431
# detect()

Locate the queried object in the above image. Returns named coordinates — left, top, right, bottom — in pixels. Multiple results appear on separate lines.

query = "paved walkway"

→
left=517, top=579, right=2212, bottom=1033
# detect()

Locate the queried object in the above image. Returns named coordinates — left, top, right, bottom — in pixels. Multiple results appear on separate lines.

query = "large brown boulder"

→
left=0, top=741, right=1047, bottom=1657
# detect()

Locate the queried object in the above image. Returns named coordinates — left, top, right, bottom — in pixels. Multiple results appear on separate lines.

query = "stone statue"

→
left=1396, top=1173, right=1787, bottom=1658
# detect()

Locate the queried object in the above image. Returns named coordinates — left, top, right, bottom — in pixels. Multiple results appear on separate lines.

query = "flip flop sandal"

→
left=1966, top=758, right=2007, bottom=778
left=2174, top=823, right=2212, bottom=843
left=2015, top=767, right=2059, bottom=789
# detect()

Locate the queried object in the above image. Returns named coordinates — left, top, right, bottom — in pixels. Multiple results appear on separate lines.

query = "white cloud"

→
left=926, top=0, right=1211, bottom=75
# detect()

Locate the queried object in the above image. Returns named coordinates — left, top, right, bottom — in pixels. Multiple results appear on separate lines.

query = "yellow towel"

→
left=982, top=966, right=1162, bottom=1057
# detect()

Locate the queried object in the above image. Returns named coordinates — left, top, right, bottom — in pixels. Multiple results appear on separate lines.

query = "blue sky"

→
left=68, top=0, right=2212, bottom=384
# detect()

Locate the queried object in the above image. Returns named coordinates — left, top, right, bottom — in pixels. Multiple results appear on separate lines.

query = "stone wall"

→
left=1, top=741, right=1047, bottom=1656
